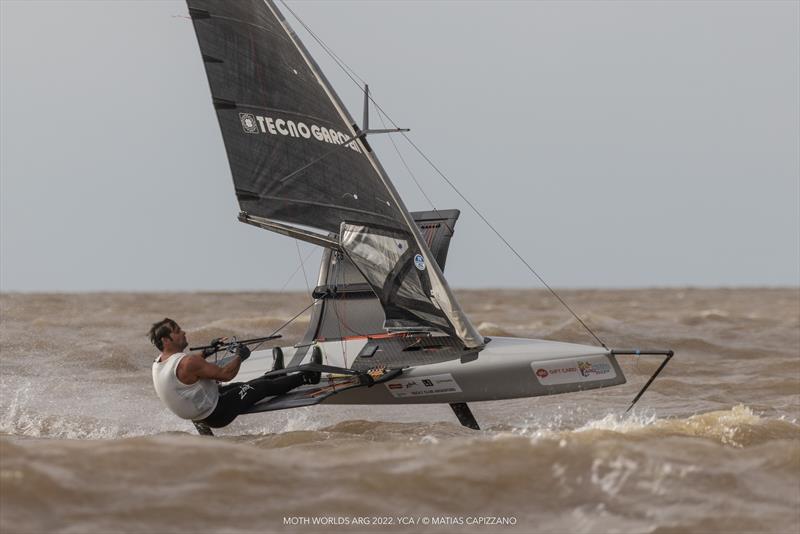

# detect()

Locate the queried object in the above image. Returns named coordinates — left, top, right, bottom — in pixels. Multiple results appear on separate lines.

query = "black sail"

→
left=187, top=0, right=398, bottom=232
left=187, top=0, right=484, bottom=348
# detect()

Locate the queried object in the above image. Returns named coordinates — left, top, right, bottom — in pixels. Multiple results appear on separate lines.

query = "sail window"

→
left=340, top=223, right=453, bottom=335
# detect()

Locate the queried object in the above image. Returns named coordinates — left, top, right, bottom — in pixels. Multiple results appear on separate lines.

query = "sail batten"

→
left=240, top=196, right=400, bottom=224
left=188, top=0, right=484, bottom=348
left=238, top=213, right=340, bottom=250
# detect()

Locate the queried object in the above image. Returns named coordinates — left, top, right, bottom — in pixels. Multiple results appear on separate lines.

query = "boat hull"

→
left=234, top=336, right=625, bottom=406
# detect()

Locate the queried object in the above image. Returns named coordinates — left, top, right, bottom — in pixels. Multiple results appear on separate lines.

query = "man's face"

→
left=166, top=324, right=188, bottom=351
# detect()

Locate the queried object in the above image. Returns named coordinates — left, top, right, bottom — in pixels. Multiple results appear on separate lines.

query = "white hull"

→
left=232, top=337, right=625, bottom=406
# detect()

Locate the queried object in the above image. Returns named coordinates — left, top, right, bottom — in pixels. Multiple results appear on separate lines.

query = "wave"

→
left=509, top=405, right=800, bottom=448
left=2, top=407, right=798, bottom=532
left=191, top=315, right=309, bottom=341
left=475, top=322, right=513, bottom=336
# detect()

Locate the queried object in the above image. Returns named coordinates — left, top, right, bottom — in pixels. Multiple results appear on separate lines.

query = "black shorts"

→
left=199, top=374, right=305, bottom=428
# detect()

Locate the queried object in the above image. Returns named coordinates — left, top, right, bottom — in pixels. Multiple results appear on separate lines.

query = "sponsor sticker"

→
left=236, top=111, right=362, bottom=153
left=239, top=113, right=259, bottom=134
left=414, top=254, right=426, bottom=271
left=385, top=374, right=461, bottom=398
left=532, top=356, right=616, bottom=385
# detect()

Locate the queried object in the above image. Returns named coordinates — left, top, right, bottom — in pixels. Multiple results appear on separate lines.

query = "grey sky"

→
left=1, top=0, right=798, bottom=292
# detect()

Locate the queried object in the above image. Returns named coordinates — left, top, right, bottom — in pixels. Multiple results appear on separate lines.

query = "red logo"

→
left=536, top=368, right=549, bottom=378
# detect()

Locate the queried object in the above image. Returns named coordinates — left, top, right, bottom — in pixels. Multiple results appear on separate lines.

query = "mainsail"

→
left=187, top=0, right=484, bottom=348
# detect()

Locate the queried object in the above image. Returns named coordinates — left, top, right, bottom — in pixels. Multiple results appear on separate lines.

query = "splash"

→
left=513, top=405, right=799, bottom=448
left=0, top=386, right=124, bottom=439
left=0, top=380, right=186, bottom=440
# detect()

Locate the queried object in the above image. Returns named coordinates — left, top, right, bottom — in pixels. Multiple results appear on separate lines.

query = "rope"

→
left=295, top=241, right=312, bottom=297
left=398, top=134, right=608, bottom=349
left=375, top=109, right=455, bottom=236
left=244, top=224, right=318, bottom=355
left=278, top=0, right=607, bottom=349
left=279, top=247, right=317, bottom=291
left=248, top=298, right=320, bottom=353
left=376, top=109, right=436, bottom=212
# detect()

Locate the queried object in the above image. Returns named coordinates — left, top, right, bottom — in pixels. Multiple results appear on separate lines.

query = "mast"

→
left=263, top=0, right=484, bottom=348
left=187, top=0, right=484, bottom=348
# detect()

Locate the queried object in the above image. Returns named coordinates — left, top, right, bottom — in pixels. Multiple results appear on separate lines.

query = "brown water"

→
left=1, top=289, right=798, bottom=533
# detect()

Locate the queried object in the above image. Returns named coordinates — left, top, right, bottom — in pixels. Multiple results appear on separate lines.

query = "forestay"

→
left=187, top=0, right=483, bottom=348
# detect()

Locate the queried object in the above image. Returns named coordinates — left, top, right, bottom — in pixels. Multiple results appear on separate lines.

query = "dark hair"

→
left=148, top=318, right=178, bottom=351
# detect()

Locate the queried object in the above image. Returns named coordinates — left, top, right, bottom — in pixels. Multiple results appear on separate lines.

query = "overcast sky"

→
left=1, top=0, right=798, bottom=292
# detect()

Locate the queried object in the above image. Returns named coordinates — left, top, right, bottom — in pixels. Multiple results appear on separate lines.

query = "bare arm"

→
left=178, top=353, right=241, bottom=384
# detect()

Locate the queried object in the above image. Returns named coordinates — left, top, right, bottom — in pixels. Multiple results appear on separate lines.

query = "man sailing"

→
left=148, top=318, right=320, bottom=429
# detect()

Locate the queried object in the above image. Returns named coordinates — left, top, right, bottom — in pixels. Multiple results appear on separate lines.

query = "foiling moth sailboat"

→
left=184, top=0, right=673, bottom=435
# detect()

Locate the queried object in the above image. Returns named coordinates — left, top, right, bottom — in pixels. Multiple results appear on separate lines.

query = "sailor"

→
left=148, top=318, right=320, bottom=429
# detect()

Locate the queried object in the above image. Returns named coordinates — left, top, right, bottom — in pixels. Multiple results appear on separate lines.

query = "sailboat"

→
left=184, top=0, right=673, bottom=434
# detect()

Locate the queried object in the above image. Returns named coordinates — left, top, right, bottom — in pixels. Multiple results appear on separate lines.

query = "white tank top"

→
left=152, top=353, right=218, bottom=421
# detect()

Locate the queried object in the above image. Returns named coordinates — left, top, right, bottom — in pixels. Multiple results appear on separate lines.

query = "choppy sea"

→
left=1, top=288, right=798, bottom=533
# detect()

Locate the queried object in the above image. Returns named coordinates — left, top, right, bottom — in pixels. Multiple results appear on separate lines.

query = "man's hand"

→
left=202, top=337, right=227, bottom=358
left=236, top=344, right=251, bottom=362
